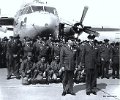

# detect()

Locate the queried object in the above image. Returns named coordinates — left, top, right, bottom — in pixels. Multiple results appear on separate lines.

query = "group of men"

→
left=0, top=34, right=119, bottom=96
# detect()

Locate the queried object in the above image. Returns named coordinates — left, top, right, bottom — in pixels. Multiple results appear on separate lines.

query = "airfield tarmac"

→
left=0, top=68, right=120, bottom=100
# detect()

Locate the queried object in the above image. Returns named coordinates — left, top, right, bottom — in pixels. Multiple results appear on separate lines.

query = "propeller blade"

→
left=84, top=28, right=99, bottom=37
left=90, top=27, right=120, bottom=31
left=80, top=6, right=88, bottom=24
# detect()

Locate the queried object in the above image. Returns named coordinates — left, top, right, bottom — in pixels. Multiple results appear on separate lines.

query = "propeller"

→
left=80, top=6, right=88, bottom=25
left=72, top=6, right=100, bottom=37
left=83, top=28, right=99, bottom=37
left=61, top=6, right=120, bottom=39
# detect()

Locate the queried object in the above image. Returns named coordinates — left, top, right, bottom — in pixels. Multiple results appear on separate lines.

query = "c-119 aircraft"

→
left=0, top=0, right=120, bottom=40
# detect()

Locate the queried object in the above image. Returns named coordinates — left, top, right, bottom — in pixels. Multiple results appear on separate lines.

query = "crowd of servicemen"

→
left=0, top=34, right=119, bottom=96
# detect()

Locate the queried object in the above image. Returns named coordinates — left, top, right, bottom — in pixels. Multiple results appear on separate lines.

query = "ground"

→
left=0, top=68, right=120, bottom=100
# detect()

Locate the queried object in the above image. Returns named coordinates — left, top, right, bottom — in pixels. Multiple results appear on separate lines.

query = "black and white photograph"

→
left=0, top=0, right=120, bottom=100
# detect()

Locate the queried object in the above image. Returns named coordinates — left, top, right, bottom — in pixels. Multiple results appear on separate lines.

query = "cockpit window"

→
left=22, top=7, right=28, bottom=15
left=26, top=7, right=32, bottom=14
left=31, top=6, right=43, bottom=12
left=44, top=6, right=58, bottom=15
left=18, top=6, right=32, bottom=16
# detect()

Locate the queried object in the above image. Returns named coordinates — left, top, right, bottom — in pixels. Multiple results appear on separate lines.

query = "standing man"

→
left=7, top=35, right=22, bottom=79
left=100, top=39, right=112, bottom=79
left=0, top=38, right=3, bottom=68
left=111, top=42, right=119, bottom=79
left=6, top=36, right=14, bottom=79
left=60, top=37, right=77, bottom=96
left=1, top=37, right=8, bottom=68
left=81, top=34, right=99, bottom=95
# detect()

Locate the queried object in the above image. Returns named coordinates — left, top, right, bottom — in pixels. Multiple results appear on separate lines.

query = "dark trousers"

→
left=1, top=53, right=7, bottom=68
left=7, top=56, right=14, bottom=77
left=86, top=69, right=96, bottom=92
left=7, top=55, right=20, bottom=78
left=101, top=61, right=109, bottom=78
left=96, top=63, right=102, bottom=77
left=13, top=57, right=20, bottom=77
left=62, top=70, right=74, bottom=93
left=112, top=63, right=119, bottom=78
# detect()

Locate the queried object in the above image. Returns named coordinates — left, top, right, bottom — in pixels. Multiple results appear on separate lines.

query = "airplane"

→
left=0, top=0, right=120, bottom=40
left=0, top=1, right=60, bottom=40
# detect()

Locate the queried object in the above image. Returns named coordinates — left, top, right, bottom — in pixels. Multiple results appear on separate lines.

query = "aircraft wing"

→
left=84, top=26, right=120, bottom=32
left=0, top=17, right=14, bottom=32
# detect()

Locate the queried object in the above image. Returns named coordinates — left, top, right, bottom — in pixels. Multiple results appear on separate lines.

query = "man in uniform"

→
left=33, top=36, right=43, bottom=62
left=0, top=38, right=3, bottom=68
left=1, top=37, right=8, bottom=68
left=6, top=36, right=14, bottom=79
left=52, top=40, right=61, bottom=59
left=60, top=37, right=77, bottom=96
left=32, top=56, right=50, bottom=84
left=23, top=37, right=33, bottom=59
left=7, top=35, right=22, bottom=79
left=81, top=34, right=99, bottom=95
left=100, top=39, right=112, bottom=79
left=39, top=40, right=52, bottom=64
left=111, top=42, right=119, bottom=79
left=50, top=56, right=61, bottom=82
left=20, top=52, right=34, bottom=85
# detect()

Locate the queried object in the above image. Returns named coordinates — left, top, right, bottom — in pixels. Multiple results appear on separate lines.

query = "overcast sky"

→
left=0, top=0, right=120, bottom=41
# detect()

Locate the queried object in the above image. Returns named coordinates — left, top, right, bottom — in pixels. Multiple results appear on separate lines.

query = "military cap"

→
left=94, top=39, right=98, bottom=43
left=115, top=42, right=119, bottom=46
left=77, top=38, right=81, bottom=42
left=3, top=37, right=9, bottom=41
left=110, top=42, right=115, bottom=46
left=87, top=34, right=95, bottom=39
left=98, top=41, right=103, bottom=44
left=9, top=36, right=13, bottom=39
left=104, top=39, right=109, bottom=42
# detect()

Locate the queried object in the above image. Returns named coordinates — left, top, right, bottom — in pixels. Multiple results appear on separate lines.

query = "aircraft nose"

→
left=32, top=13, right=57, bottom=29
left=43, top=15, right=57, bottom=28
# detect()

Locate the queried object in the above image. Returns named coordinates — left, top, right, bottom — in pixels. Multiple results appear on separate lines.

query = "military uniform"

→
left=1, top=37, right=8, bottom=68
left=7, top=35, right=22, bottom=79
left=6, top=38, right=14, bottom=78
left=100, top=40, right=112, bottom=78
left=52, top=40, right=61, bottom=58
left=81, top=34, right=99, bottom=95
left=50, top=57, right=61, bottom=81
left=20, top=54, right=34, bottom=85
left=96, top=42, right=103, bottom=78
left=111, top=43, right=119, bottom=79
left=32, top=57, right=50, bottom=84
left=0, top=40, right=3, bottom=68
left=60, top=42, right=77, bottom=96
left=23, top=39, right=33, bottom=59
left=39, top=43, right=52, bottom=64
left=33, top=39, right=43, bottom=62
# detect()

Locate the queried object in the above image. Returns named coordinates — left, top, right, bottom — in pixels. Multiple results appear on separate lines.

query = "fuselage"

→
left=13, top=2, right=60, bottom=39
